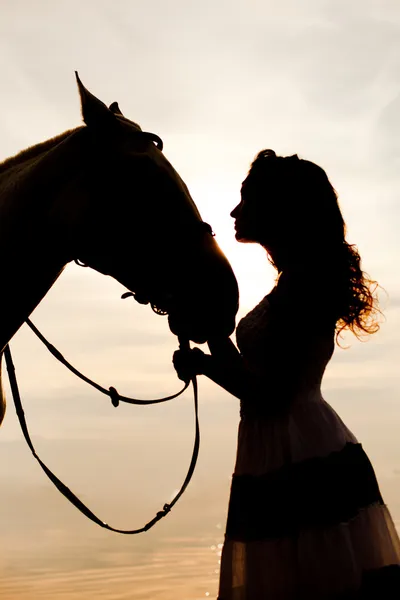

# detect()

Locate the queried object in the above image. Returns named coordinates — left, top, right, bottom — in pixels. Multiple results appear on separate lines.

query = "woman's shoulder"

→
left=237, top=271, right=336, bottom=339
left=268, top=272, right=337, bottom=333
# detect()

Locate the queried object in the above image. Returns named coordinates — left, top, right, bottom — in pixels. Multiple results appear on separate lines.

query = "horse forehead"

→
left=146, top=148, right=201, bottom=218
left=111, top=118, right=200, bottom=217
left=149, top=147, right=184, bottom=185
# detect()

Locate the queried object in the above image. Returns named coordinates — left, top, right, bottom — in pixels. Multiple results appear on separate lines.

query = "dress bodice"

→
left=234, top=294, right=358, bottom=471
left=236, top=295, right=275, bottom=371
left=236, top=294, right=335, bottom=411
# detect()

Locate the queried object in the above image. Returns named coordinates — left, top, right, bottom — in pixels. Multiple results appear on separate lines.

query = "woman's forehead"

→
left=241, top=175, right=253, bottom=190
left=240, top=176, right=255, bottom=197
left=241, top=173, right=264, bottom=193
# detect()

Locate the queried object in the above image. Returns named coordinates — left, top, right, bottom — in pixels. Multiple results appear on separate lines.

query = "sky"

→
left=0, top=1, right=400, bottom=598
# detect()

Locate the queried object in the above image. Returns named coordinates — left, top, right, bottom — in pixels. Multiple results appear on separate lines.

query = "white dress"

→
left=218, top=294, right=400, bottom=600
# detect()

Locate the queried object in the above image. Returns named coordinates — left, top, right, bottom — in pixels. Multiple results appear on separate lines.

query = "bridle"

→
left=4, top=130, right=212, bottom=535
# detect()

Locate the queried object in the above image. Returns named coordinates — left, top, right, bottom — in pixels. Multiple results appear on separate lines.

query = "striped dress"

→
left=218, top=294, right=400, bottom=599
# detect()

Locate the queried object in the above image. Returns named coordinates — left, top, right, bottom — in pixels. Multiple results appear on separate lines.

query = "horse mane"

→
left=0, top=127, right=83, bottom=174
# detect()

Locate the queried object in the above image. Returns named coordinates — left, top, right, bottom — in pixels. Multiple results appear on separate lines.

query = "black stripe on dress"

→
left=226, top=442, right=383, bottom=541
left=216, top=565, right=400, bottom=600
left=359, top=564, right=400, bottom=599
left=323, top=565, right=400, bottom=599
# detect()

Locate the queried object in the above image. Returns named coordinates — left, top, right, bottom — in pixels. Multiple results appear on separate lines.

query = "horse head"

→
left=65, top=74, right=238, bottom=343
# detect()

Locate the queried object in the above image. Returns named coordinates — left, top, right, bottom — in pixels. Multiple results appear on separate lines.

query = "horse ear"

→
left=109, top=101, right=124, bottom=116
left=75, top=72, right=115, bottom=127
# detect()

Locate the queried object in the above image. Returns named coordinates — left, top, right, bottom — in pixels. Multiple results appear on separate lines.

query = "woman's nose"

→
left=230, top=204, right=240, bottom=218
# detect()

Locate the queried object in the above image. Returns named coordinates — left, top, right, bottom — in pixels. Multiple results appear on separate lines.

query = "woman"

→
left=174, top=150, right=400, bottom=599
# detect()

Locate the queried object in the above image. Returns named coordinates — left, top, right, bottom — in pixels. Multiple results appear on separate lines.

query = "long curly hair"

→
left=246, top=149, right=380, bottom=341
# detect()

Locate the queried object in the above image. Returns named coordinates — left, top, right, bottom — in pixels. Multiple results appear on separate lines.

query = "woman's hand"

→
left=173, top=338, right=249, bottom=400
left=173, top=347, right=206, bottom=383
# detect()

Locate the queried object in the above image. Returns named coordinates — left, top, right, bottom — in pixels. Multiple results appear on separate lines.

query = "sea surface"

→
left=1, top=271, right=399, bottom=599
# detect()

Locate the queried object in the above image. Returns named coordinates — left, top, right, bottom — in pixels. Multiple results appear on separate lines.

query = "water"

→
left=1, top=269, right=399, bottom=598
left=0, top=397, right=236, bottom=599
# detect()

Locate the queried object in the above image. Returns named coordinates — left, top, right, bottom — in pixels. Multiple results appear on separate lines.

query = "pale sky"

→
left=0, top=1, right=400, bottom=598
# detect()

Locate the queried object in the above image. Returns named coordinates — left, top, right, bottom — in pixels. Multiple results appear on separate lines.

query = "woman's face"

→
left=231, top=176, right=276, bottom=245
left=231, top=179, right=257, bottom=243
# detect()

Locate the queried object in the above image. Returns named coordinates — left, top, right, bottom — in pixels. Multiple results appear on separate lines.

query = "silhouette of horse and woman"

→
left=0, top=75, right=399, bottom=598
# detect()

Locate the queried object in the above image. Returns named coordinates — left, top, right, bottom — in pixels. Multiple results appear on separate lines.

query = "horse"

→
left=0, top=73, right=239, bottom=428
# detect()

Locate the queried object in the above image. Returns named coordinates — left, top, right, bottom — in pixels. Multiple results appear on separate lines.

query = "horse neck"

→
left=0, top=128, right=88, bottom=350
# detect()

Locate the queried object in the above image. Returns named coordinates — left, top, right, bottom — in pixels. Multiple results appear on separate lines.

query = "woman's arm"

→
left=173, top=337, right=257, bottom=400
left=204, top=337, right=249, bottom=398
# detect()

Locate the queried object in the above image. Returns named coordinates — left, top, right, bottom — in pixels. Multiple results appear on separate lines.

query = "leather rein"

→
left=4, top=312, right=197, bottom=535
left=4, top=129, right=203, bottom=535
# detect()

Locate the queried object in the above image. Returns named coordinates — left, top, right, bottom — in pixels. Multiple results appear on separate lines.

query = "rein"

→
left=4, top=320, right=199, bottom=535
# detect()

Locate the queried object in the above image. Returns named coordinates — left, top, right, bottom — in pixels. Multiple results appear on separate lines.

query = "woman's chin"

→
left=235, top=231, right=253, bottom=243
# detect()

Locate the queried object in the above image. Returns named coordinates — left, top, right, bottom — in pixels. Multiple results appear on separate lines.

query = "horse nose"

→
left=168, top=310, right=236, bottom=344
left=168, top=263, right=239, bottom=343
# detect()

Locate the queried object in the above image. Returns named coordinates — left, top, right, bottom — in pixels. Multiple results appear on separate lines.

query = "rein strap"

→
left=4, top=325, right=199, bottom=535
left=25, top=318, right=189, bottom=406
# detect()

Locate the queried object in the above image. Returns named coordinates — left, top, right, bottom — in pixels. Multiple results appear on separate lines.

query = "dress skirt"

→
left=217, top=394, right=400, bottom=599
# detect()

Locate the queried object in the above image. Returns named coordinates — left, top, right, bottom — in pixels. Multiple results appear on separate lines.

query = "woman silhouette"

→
left=174, top=150, right=400, bottom=599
